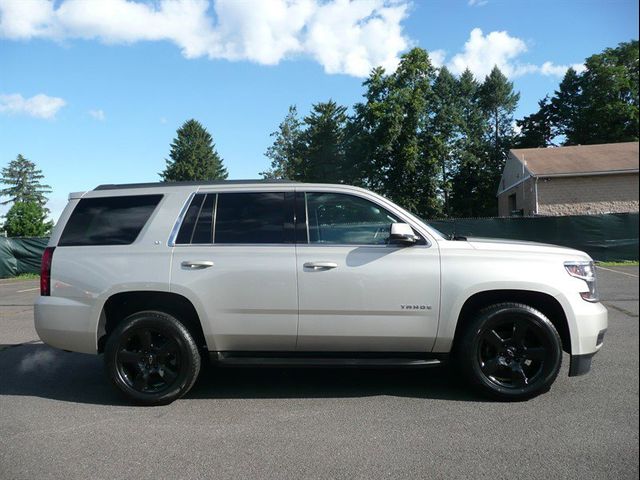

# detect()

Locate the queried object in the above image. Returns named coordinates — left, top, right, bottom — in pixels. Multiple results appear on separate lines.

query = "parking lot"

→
left=1, top=266, right=638, bottom=480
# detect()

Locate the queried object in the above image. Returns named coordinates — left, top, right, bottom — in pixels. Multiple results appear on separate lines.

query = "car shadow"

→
left=0, top=343, right=486, bottom=406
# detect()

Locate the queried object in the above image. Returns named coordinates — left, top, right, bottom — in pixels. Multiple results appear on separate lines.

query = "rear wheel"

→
left=457, top=303, right=562, bottom=401
left=105, top=310, right=201, bottom=405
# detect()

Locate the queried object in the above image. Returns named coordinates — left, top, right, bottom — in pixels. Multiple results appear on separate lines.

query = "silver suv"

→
left=35, top=180, right=607, bottom=405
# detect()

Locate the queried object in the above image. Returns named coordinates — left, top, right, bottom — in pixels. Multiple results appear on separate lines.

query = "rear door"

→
left=295, top=190, right=440, bottom=352
left=170, top=190, right=298, bottom=352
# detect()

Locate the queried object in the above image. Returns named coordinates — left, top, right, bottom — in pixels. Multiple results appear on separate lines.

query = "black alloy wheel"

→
left=105, top=311, right=201, bottom=405
left=457, top=303, right=563, bottom=401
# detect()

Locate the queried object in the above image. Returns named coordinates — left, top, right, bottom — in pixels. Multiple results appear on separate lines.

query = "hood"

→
left=463, top=237, right=591, bottom=259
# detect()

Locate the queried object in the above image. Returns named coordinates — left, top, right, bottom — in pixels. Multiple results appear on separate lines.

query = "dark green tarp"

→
left=428, top=213, right=639, bottom=262
left=0, top=237, right=49, bottom=278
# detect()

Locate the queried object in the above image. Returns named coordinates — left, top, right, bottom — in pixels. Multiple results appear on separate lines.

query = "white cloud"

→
left=89, top=109, right=105, bottom=121
left=429, top=49, right=446, bottom=68
left=0, top=93, right=66, bottom=119
left=468, top=0, right=488, bottom=6
left=0, top=0, right=411, bottom=77
left=540, top=61, right=587, bottom=77
left=444, top=28, right=584, bottom=79
left=447, top=28, right=534, bottom=79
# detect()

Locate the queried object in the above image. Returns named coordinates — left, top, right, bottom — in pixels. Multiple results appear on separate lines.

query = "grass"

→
left=596, top=260, right=639, bottom=267
left=1, top=273, right=40, bottom=281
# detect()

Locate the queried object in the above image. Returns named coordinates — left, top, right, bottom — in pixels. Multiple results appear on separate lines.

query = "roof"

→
left=510, top=142, right=639, bottom=177
left=94, top=179, right=298, bottom=191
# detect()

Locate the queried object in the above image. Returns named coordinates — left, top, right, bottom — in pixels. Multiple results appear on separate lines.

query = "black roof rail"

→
left=93, top=179, right=298, bottom=191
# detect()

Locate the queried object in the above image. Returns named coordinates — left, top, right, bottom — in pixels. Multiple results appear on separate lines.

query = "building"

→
left=497, top=142, right=639, bottom=217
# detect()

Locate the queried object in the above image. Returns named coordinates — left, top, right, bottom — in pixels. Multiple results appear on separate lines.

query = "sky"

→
left=0, top=0, right=638, bottom=221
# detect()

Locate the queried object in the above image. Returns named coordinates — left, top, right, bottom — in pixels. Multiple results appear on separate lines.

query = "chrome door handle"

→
left=303, top=261, right=338, bottom=270
left=181, top=260, right=214, bottom=269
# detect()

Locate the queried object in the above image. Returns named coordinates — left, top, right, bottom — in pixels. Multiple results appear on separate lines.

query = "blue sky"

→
left=0, top=0, right=638, bottom=220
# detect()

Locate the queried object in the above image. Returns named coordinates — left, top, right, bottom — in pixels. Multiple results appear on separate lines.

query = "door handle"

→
left=303, top=261, right=338, bottom=270
left=181, top=260, right=214, bottom=269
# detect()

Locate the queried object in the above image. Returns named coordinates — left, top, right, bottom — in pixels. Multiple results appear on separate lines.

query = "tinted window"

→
left=215, top=192, right=287, bottom=244
left=306, top=193, right=399, bottom=245
left=59, top=195, right=162, bottom=246
left=175, top=194, right=205, bottom=244
left=191, top=193, right=216, bottom=244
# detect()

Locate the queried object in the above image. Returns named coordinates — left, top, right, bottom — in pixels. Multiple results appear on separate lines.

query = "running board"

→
left=213, top=353, right=444, bottom=368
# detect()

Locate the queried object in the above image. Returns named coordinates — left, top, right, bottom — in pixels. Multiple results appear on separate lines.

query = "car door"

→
left=295, top=190, right=440, bottom=352
left=170, top=190, right=298, bottom=352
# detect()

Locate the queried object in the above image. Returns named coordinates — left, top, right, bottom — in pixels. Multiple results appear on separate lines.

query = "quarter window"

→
left=59, top=195, right=162, bottom=246
left=305, top=192, right=400, bottom=245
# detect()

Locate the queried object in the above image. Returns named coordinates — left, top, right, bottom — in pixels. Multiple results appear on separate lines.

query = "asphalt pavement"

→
left=0, top=267, right=638, bottom=480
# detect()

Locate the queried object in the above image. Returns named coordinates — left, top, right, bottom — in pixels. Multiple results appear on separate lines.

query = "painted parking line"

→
left=596, top=266, right=639, bottom=278
left=16, top=287, right=40, bottom=293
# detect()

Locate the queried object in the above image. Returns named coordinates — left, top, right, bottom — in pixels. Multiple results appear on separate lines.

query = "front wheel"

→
left=456, top=303, right=563, bottom=401
left=104, top=310, right=201, bottom=406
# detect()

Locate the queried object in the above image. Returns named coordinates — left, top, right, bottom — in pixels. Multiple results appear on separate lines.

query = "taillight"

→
left=40, top=247, right=55, bottom=296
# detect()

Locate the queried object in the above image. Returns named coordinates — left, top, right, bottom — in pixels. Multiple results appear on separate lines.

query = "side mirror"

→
left=389, top=223, right=418, bottom=246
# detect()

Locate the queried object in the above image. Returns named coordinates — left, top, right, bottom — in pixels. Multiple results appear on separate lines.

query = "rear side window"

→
left=59, top=195, right=162, bottom=246
left=215, top=192, right=288, bottom=244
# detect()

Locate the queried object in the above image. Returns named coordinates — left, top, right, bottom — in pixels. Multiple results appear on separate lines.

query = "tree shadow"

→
left=0, top=343, right=485, bottom=406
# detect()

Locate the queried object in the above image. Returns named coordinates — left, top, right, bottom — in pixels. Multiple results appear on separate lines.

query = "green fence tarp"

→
left=428, top=212, right=639, bottom=262
left=0, top=237, right=49, bottom=278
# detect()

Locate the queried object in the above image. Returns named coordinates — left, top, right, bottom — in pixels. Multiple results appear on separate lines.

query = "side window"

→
left=215, top=192, right=289, bottom=244
left=305, top=192, right=400, bottom=245
left=59, top=194, right=162, bottom=246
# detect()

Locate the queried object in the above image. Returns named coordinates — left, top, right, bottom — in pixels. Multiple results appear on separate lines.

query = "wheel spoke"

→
left=139, top=330, right=153, bottom=351
left=511, top=364, right=528, bottom=388
left=133, top=371, right=149, bottom=391
left=523, top=346, right=546, bottom=361
left=484, top=329, right=505, bottom=350
left=481, top=357, right=500, bottom=375
left=161, top=368, right=178, bottom=384
left=118, top=349, right=141, bottom=365
left=512, top=320, right=528, bottom=347
left=155, top=340, right=178, bottom=358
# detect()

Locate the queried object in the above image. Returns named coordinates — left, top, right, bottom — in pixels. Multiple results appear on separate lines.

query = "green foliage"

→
left=261, top=106, right=304, bottom=179
left=515, top=97, right=556, bottom=148
left=160, top=119, right=228, bottom=182
left=2, top=201, right=53, bottom=237
left=0, top=154, right=51, bottom=207
left=522, top=40, right=639, bottom=146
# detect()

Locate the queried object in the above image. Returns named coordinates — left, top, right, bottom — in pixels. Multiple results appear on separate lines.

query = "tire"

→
left=104, top=310, right=201, bottom=406
left=456, top=303, right=562, bottom=401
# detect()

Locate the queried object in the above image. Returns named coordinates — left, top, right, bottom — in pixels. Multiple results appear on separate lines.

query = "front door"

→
left=295, top=191, right=440, bottom=352
left=170, top=190, right=298, bottom=351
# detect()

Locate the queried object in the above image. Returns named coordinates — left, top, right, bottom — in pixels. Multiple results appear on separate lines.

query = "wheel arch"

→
left=451, top=289, right=571, bottom=355
left=98, top=291, right=207, bottom=353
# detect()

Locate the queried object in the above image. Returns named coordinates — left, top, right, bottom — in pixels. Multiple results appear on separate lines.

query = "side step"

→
left=213, top=352, right=444, bottom=368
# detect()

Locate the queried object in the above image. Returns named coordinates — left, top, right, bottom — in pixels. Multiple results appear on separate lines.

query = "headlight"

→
left=564, top=261, right=599, bottom=302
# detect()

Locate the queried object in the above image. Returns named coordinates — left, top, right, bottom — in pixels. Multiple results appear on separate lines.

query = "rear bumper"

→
left=34, top=296, right=98, bottom=354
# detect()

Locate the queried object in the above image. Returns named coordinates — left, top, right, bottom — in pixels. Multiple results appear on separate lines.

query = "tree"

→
left=476, top=66, right=520, bottom=216
left=261, top=106, right=304, bottom=179
left=515, top=96, right=556, bottom=148
left=297, top=100, right=349, bottom=183
left=160, top=119, right=228, bottom=182
left=2, top=201, right=53, bottom=237
left=550, top=67, right=584, bottom=144
left=0, top=154, right=51, bottom=206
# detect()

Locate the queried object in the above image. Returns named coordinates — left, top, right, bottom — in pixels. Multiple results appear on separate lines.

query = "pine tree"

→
left=2, top=201, right=53, bottom=237
left=298, top=100, right=349, bottom=183
left=261, top=106, right=304, bottom=180
left=160, top=119, right=228, bottom=182
left=515, top=96, right=556, bottom=148
left=0, top=154, right=51, bottom=206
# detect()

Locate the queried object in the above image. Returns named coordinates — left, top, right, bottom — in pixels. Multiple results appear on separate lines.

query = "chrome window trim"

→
left=167, top=192, right=196, bottom=247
